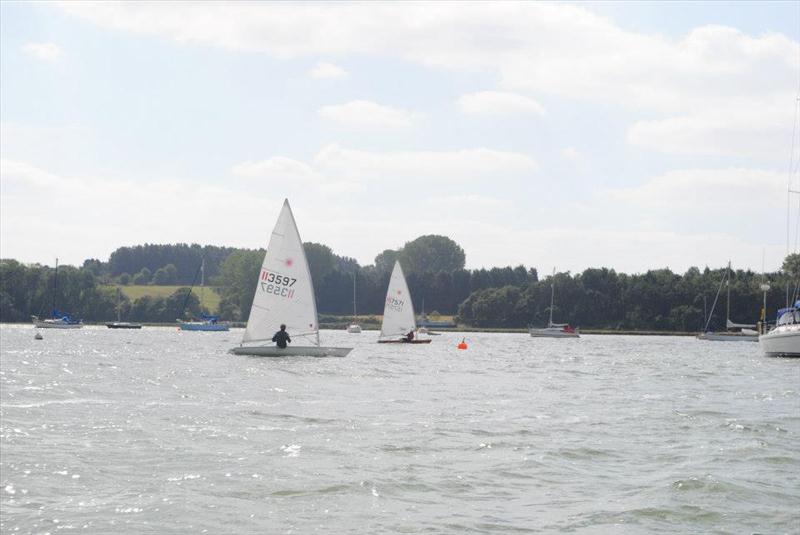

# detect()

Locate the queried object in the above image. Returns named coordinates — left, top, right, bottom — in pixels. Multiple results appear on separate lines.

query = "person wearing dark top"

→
left=272, top=324, right=291, bottom=348
left=404, top=330, right=415, bottom=342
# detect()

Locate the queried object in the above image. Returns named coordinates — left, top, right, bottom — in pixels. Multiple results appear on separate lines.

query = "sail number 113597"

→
left=260, top=269, right=297, bottom=298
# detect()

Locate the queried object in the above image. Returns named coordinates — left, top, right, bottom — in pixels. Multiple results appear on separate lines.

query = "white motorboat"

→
left=230, top=199, right=353, bottom=357
left=759, top=304, right=800, bottom=357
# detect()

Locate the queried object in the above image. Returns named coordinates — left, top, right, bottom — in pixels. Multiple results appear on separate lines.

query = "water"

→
left=1, top=325, right=798, bottom=534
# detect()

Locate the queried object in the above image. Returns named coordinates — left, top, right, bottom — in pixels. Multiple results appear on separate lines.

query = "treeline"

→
left=83, top=244, right=237, bottom=285
left=2, top=236, right=798, bottom=331
left=457, top=267, right=787, bottom=330
left=0, top=260, right=205, bottom=323
left=212, top=236, right=538, bottom=320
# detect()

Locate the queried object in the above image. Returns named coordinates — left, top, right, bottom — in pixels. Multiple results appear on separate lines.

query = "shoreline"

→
left=5, top=321, right=697, bottom=336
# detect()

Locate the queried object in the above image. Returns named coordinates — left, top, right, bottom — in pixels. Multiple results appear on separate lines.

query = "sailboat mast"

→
left=117, top=287, right=122, bottom=322
left=726, top=261, right=731, bottom=327
left=548, top=268, right=555, bottom=327
left=353, top=270, right=357, bottom=321
left=200, top=258, right=205, bottom=312
left=52, top=257, right=58, bottom=314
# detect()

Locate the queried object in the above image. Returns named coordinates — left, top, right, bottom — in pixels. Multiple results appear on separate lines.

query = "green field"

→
left=114, top=285, right=222, bottom=313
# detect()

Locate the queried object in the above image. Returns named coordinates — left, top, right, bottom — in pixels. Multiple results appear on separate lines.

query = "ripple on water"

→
left=0, top=327, right=797, bottom=533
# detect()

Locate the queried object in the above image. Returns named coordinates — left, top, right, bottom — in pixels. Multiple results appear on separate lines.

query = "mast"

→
left=200, top=258, right=205, bottom=313
left=352, top=270, right=357, bottom=322
left=549, top=269, right=555, bottom=327
left=726, top=261, right=731, bottom=328
left=52, top=257, right=58, bottom=315
left=116, top=287, right=122, bottom=322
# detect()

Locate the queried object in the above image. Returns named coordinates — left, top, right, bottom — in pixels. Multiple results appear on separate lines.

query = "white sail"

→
left=380, top=261, right=416, bottom=339
left=242, top=199, right=319, bottom=346
left=727, top=319, right=756, bottom=330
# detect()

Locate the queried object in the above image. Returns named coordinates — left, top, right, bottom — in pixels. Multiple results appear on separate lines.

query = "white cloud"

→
left=312, top=144, right=536, bottom=182
left=309, top=61, right=347, bottom=79
left=0, top=159, right=278, bottom=266
left=56, top=3, right=796, bottom=111
left=318, top=100, right=418, bottom=129
left=3, top=157, right=788, bottom=273
left=606, top=167, right=785, bottom=214
left=55, top=2, right=797, bottom=159
left=21, top=42, right=62, bottom=61
left=561, top=146, right=582, bottom=162
left=232, top=157, right=321, bottom=182
left=627, top=102, right=790, bottom=157
left=458, top=91, right=545, bottom=117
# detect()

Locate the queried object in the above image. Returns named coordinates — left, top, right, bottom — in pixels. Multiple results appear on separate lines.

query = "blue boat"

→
left=178, top=314, right=230, bottom=332
left=177, top=259, right=230, bottom=332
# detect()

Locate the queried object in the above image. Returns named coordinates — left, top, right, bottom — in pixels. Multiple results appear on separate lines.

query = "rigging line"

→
left=703, top=265, right=729, bottom=333
left=179, top=263, right=203, bottom=318
left=788, top=96, right=800, bottom=254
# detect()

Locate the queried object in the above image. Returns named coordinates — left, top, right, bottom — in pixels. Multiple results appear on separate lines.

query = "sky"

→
left=1, top=1, right=799, bottom=274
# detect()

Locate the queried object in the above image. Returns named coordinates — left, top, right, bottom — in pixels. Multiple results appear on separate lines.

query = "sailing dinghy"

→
left=378, top=261, right=431, bottom=344
left=230, top=200, right=352, bottom=358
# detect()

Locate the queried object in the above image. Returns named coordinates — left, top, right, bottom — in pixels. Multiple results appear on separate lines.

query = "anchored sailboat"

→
left=231, top=200, right=353, bottom=357
left=31, top=258, right=83, bottom=329
left=378, top=261, right=431, bottom=344
left=529, top=269, right=578, bottom=338
left=106, top=287, right=142, bottom=329
left=177, top=258, right=230, bottom=331
left=697, top=262, right=757, bottom=342
left=346, top=270, right=362, bottom=333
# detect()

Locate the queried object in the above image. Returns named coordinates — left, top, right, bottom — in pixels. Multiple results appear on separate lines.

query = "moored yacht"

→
left=760, top=302, right=800, bottom=357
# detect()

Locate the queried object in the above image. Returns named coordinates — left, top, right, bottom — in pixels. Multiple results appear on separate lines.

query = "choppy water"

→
left=1, top=325, right=798, bottom=534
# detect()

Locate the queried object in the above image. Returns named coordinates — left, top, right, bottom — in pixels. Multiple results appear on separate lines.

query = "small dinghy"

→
left=230, top=200, right=353, bottom=358
left=378, top=261, right=431, bottom=344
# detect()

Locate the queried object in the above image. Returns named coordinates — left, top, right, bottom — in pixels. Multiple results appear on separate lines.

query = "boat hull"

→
left=178, top=321, right=230, bottom=332
left=759, top=326, right=800, bottom=357
left=106, top=322, right=142, bottom=329
left=32, top=317, right=83, bottom=329
left=378, top=339, right=433, bottom=344
left=529, top=328, right=579, bottom=338
left=230, top=345, right=352, bottom=357
left=697, top=332, right=757, bottom=342
left=346, top=324, right=362, bottom=333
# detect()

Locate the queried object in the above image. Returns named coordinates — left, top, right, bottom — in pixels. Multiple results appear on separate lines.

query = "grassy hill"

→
left=115, top=285, right=222, bottom=313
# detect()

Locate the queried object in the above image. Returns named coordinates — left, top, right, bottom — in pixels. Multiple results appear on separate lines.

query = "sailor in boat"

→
left=272, top=324, right=292, bottom=349
left=403, top=330, right=415, bottom=343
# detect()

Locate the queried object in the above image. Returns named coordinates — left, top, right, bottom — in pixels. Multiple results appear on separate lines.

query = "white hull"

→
left=230, top=345, right=352, bottom=358
left=346, top=324, right=362, bottom=333
left=697, top=332, right=758, bottom=342
left=178, top=320, right=230, bottom=331
left=529, top=327, right=579, bottom=338
left=32, top=317, right=83, bottom=329
left=759, top=325, right=800, bottom=357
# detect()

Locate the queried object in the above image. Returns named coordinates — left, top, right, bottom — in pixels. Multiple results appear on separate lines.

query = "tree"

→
left=152, top=263, right=178, bottom=285
left=782, top=253, right=800, bottom=278
left=399, top=235, right=465, bottom=274
left=304, top=243, right=337, bottom=287
left=374, top=249, right=399, bottom=275
left=214, top=249, right=264, bottom=321
left=133, top=267, right=151, bottom=285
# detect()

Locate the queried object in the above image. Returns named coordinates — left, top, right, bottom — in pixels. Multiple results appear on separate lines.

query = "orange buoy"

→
left=457, top=338, right=467, bottom=350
